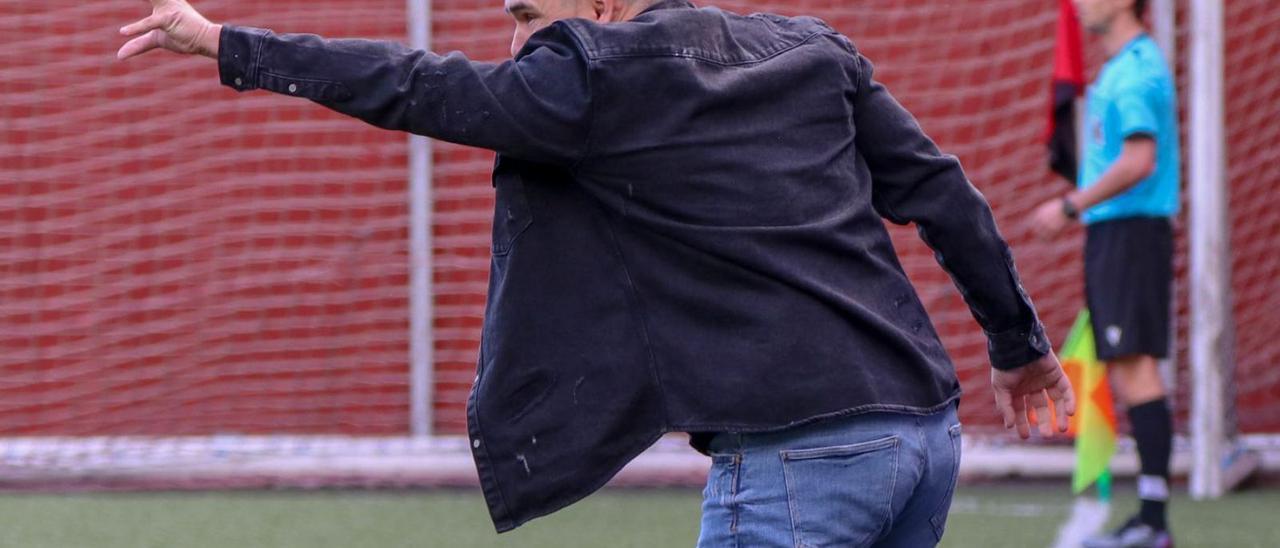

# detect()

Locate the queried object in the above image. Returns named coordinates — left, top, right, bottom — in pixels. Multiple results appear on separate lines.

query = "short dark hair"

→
left=1133, top=0, right=1149, bottom=18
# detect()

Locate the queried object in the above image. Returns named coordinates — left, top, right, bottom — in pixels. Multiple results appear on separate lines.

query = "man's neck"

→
left=1103, top=17, right=1146, bottom=58
left=613, top=0, right=664, bottom=22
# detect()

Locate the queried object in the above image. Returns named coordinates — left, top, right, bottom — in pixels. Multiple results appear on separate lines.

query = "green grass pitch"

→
left=0, top=483, right=1276, bottom=547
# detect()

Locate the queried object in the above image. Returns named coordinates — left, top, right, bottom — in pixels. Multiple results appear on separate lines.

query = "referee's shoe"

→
left=1083, top=516, right=1173, bottom=548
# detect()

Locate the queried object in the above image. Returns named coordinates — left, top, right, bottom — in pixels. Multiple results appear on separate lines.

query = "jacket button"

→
left=287, top=83, right=298, bottom=93
left=234, top=77, right=243, bottom=87
left=472, top=439, right=481, bottom=449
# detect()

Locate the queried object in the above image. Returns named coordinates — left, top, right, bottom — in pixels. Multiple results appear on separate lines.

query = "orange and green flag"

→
left=1059, top=310, right=1117, bottom=494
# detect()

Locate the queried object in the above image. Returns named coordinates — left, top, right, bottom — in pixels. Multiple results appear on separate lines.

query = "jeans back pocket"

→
left=781, top=435, right=899, bottom=548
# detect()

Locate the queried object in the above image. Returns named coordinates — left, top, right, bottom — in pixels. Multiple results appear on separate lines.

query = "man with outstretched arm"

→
left=120, top=1, right=1074, bottom=545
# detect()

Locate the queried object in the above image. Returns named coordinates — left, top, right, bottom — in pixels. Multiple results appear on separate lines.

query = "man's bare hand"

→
left=118, top=0, right=221, bottom=60
left=991, top=351, right=1076, bottom=439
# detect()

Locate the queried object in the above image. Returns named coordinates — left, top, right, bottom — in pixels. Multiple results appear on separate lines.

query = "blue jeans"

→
left=696, top=404, right=962, bottom=548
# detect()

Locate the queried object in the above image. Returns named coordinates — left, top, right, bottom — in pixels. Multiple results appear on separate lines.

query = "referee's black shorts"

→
left=1084, top=217, right=1174, bottom=362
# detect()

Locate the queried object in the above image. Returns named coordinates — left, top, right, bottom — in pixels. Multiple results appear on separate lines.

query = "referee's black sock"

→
left=1129, top=398, right=1172, bottom=531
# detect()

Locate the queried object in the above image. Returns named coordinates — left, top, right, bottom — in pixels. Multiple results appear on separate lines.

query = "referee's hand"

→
left=991, top=352, right=1076, bottom=439
left=1032, top=197, right=1071, bottom=239
left=117, top=0, right=221, bottom=61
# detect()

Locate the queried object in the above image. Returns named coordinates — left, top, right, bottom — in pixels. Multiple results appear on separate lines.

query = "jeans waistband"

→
left=707, top=403, right=958, bottom=455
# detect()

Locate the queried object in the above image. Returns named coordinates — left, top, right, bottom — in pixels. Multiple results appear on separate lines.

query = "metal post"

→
left=1151, top=0, right=1177, bottom=67
left=407, top=0, right=434, bottom=438
left=1188, top=0, right=1228, bottom=500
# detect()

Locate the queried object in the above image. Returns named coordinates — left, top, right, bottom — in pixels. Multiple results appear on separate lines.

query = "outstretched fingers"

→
left=1010, top=393, right=1030, bottom=439
left=1028, top=389, right=1054, bottom=437
left=117, top=29, right=166, bottom=60
left=120, top=12, right=167, bottom=38
left=994, top=388, right=1016, bottom=432
left=1048, top=374, right=1076, bottom=433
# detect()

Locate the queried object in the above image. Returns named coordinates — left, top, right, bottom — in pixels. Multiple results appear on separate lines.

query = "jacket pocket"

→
left=491, top=162, right=533, bottom=257
left=781, top=435, right=899, bottom=548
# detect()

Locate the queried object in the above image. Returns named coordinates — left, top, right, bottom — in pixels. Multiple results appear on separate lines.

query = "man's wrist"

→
left=200, top=23, right=223, bottom=58
left=987, top=321, right=1051, bottom=371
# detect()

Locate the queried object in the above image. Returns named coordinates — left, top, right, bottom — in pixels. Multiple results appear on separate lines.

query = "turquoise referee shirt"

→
left=1080, top=34, right=1181, bottom=224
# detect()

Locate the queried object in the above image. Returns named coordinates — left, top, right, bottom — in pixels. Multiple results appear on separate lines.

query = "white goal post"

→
left=1185, top=0, right=1258, bottom=500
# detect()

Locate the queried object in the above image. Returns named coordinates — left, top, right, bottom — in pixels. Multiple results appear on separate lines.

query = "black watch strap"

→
left=1061, top=197, right=1080, bottom=220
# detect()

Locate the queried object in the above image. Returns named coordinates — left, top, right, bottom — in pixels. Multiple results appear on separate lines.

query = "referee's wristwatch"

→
left=1060, top=197, right=1080, bottom=220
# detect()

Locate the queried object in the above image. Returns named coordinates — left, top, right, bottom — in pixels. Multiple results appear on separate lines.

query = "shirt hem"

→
left=674, top=390, right=962, bottom=436
left=1083, top=212, right=1177, bottom=225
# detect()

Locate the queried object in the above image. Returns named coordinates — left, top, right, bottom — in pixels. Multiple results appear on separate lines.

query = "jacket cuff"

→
left=986, top=320, right=1051, bottom=371
left=218, top=25, right=269, bottom=92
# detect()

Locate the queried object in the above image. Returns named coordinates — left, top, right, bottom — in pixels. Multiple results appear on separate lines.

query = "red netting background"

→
left=2, top=1, right=1276, bottom=438
left=1, top=1, right=413, bottom=435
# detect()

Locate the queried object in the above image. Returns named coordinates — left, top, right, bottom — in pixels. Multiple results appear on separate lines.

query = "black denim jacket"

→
left=217, top=0, right=1049, bottom=532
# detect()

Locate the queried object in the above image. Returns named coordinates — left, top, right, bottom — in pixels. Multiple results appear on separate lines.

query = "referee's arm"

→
left=1068, top=137, right=1157, bottom=211
left=1032, top=75, right=1160, bottom=238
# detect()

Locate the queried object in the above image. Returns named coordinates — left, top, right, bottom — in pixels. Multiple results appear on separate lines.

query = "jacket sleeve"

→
left=850, top=48, right=1051, bottom=370
left=216, top=24, right=592, bottom=167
